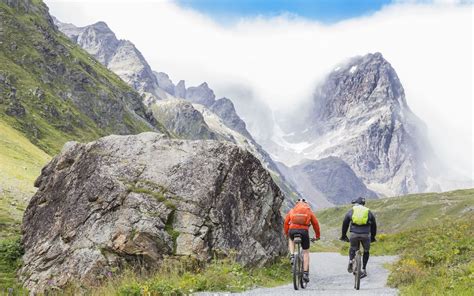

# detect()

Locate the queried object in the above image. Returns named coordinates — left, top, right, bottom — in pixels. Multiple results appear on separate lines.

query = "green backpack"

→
left=352, top=205, right=369, bottom=225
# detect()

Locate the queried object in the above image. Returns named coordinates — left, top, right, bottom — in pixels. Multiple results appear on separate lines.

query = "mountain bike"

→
left=292, top=235, right=317, bottom=290
left=352, top=249, right=362, bottom=290
left=341, top=236, right=374, bottom=290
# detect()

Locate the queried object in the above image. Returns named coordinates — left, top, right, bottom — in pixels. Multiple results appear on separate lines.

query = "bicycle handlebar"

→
left=340, top=237, right=377, bottom=243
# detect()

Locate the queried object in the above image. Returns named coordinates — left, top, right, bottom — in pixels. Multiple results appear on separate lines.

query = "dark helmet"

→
left=351, top=197, right=366, bottom=205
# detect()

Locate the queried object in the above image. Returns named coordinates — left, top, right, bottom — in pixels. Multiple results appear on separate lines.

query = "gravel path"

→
left=197, top=252, right=398, bottom=296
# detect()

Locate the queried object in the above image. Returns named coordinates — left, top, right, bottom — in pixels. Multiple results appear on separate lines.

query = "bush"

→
left=0, top=237, right=25, bottom=292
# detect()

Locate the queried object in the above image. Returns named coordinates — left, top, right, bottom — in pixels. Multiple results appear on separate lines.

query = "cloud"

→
left=46, top=0, right=472, bottom=178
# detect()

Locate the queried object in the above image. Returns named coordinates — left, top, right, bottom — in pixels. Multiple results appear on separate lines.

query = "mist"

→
left=46, top=0, right=473, bottom=179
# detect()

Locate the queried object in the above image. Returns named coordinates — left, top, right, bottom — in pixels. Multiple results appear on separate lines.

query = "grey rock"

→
left=20, top=132, right=286, bottom=293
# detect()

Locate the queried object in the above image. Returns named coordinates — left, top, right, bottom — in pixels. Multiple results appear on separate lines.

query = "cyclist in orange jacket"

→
left=284, top=198, right=321, bottom=283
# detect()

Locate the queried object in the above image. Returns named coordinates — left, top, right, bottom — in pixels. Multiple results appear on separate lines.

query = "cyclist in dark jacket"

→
left=340, top=197, right=377, bottom=278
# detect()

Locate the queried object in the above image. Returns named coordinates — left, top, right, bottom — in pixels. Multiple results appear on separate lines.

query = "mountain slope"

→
left=288, top=157, right=377, bottom=205
left=0, top=0, right=166, bottom=156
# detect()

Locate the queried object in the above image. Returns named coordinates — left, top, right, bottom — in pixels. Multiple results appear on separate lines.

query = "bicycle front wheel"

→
left=300, top=253, right=307, bottom=289
left=354, top=253, right=361, bottom=290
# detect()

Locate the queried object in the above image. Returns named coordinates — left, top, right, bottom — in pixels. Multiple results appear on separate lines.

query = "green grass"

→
left=0, top=121, right=49, bottom=292
left=383, top=218, right=473, bottom=295
left=89, top=256, right=291, bottom=296
left=313, top=189, right=474, bottom=250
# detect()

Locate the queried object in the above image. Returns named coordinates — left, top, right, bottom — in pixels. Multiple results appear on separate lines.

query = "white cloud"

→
left=46, top=0, right=472, bottom=178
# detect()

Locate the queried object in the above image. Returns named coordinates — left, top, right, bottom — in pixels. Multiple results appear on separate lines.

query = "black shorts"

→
left=289, top=229, right=310, bottom=250
left=350, top=233, right=370, bottom=253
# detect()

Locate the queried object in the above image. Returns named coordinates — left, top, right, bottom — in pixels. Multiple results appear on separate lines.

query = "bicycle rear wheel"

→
left=354, top=252, right=361, bottom=290
left=292, top=244, right=301, bottom=290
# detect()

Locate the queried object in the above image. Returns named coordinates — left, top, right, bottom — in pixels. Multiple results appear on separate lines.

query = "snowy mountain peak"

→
left=313, top=52, right=408, bottom=126
left=265, top=52, right=435, bottom=199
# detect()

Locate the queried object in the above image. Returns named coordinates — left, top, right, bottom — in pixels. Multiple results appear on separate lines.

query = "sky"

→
left=45, top=0, right=473, bottom=178
left=176, top=0, right=393, bottom=23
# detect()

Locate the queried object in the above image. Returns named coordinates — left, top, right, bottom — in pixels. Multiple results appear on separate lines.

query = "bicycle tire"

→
left=354, top=252, right=361, bottom=290
left=300, top=251, right=307, bottom=289
left=292, top=243, right=300, bottom=290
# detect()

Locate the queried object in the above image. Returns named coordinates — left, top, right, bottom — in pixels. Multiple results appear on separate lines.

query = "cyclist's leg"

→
left=303, top=250, right=310, bottom=271
left=288, top=238, right=295, bottom=254
left=288, top=229, right=296, bottom=254
left=300, top=230, right=310, bottom=271
left=349, top=233, right=360, bottom=261
left=361, top=234, right=371, bottom=270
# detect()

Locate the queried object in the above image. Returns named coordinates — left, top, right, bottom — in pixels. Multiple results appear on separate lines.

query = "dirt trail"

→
left=198, top=252, right=398, bottom=296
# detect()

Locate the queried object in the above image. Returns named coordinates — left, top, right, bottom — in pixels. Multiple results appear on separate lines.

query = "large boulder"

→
left=19, top=132, right=286, bottom=293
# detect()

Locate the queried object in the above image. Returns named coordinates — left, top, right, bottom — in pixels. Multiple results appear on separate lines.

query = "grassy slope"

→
left=0, top=0, right=161, bottom=155
left=0, top=120, right=50, bottom=240
left=0, top=121, right=50, bottom=291
left=0, top=0, right=167, bottom=291
left=314, top=189, right=474, bottom=295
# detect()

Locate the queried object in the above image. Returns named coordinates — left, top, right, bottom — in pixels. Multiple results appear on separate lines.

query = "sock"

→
left=363, top=252, right=369, bottom=269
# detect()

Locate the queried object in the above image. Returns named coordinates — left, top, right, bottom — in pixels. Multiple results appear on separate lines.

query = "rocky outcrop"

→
left=150, top=100, right=217, bottom=140
left=20, top=132, right=286, bottom=293
left=291, top=157, right=377, bottom=205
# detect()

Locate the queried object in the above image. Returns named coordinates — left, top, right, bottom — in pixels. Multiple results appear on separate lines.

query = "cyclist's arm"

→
left=369, top=211, right=377, bottom=238
left=310, top=212, right=321, bottom=239
left=283, top=212, right=291, bottom=237
left=341, top=211, right=351, bottom=238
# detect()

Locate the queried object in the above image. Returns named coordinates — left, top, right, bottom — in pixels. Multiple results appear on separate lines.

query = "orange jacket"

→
left=284, top=202, right=321, bottom=239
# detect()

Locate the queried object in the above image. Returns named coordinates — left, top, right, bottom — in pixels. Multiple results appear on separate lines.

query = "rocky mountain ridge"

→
left=54, top=18, right=168, bottom=105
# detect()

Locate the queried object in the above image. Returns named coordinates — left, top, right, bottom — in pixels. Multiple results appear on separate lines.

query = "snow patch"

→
left=349, top=65, right=358, bottom=73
